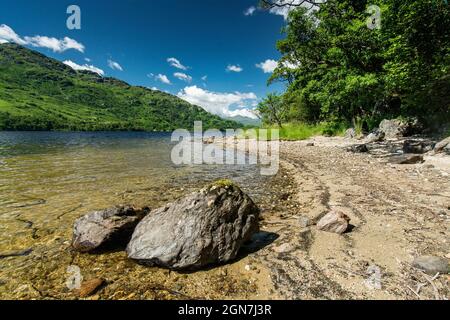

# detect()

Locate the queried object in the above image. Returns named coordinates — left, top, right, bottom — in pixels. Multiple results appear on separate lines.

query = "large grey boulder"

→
left=127, top=181, right=260, bottom=270
left=379, top=119, right=422, bottom=138
left=72, top=206, right=150, bottom=253
left=379, top=119, right=407, bottom=138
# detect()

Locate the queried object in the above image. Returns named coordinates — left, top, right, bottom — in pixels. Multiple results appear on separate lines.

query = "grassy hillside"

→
left=0, top=43, right=241, bottom=131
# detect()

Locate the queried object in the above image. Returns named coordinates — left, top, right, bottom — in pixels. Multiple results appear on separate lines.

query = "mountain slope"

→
left=0, top=43, right=241, bottom=131
left=226, top=116, right=261, bottom=127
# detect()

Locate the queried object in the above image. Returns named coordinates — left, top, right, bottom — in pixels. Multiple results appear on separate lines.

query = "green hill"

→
left=0, top=43, right=241, bottom=131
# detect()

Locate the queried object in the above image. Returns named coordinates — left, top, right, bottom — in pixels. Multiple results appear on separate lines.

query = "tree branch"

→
left=260, top=0, right=323, bottom=9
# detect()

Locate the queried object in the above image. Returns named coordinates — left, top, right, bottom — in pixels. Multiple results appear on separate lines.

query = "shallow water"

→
left=0, top=131, right=270, bottom=299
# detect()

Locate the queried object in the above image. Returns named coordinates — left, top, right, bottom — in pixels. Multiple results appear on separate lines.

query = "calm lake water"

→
left=0, top=131, right=271, bottom=299
left=0, top=131, right=267, bottom=247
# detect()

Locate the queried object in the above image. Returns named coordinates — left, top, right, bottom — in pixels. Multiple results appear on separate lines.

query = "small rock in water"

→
left=388, top=154, right=424, bottom=165
left=72, top=205, right=150, bottom=253
left=127, top=180, right=260, bottom=270
left=412, top=255, right=449, bottom=275
left=317, top=211, right=351, bottom=234
left=79, top=278, right=105, bottom=298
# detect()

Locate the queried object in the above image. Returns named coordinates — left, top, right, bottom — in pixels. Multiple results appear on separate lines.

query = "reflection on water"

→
left=0, top=131, right=266, bottom=244
left=0, top=131, right=269, bottom=299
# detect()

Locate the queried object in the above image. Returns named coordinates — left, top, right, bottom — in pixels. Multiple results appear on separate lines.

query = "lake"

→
left=0, top=131, right=271, bottom=299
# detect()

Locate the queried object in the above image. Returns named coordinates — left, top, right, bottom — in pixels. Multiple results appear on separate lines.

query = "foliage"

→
left=242, top=122, right=343, bottom=141
left=260, top=0, right=450, bottom=131
left=0, top=44, right=241, bottom=131
left=256, top=93, right=289, bottom=128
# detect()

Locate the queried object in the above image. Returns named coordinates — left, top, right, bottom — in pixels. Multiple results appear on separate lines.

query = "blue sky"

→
left=0, top=0, right=293, bottom=119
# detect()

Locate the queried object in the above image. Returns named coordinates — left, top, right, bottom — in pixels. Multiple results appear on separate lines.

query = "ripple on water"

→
left=0, top=132, right=270, bottom=299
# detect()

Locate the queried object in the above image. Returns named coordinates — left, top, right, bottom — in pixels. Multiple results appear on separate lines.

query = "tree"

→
left=264, top=0, right=450, bottom=128
left=256, top=93, right=288, bottom=128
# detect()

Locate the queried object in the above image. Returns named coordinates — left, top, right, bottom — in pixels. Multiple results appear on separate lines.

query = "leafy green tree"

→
left=256, top=93, right=288, bottom=128
left=263, top=0, right=450, bottom=129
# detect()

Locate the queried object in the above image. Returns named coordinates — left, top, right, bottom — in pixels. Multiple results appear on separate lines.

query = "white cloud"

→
left=24, top=35, right=84, bottom=53
left=0, top=24, right=27, bottom=45
left=156, top=74, right=171, bottom=85
left=256, top=59, right=278, bottom=73
left=268, top=0, right=322, bottom=19
left=0, top=24, right=84, bottom=53
left=201, top=75, right=208, bottom=81
left=167, top=57, right=188, bottom=70
left=244, top=6, right=257, bottom=16
left=85, top=58, right=91, bottom=62
left=107, top=59, right=123, bottom=71
left=63, top=60, right=104, bottom=76
left=226, top=65, right=243, bottom=73
left=174, top=72, right=192, bottom=83
left=177, top=86, right=258, bottom=119
left=283, top=60, right=301, bottom=69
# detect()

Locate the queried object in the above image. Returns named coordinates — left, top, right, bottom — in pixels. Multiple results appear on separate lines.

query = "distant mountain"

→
left=226, top=116, right=261, bottom=127
left=0, top=43, right=241, bottom=131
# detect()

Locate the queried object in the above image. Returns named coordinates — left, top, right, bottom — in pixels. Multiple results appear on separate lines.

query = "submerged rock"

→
left=317, top=211, right=351, bottom=234
left=72, top=206, right=150, bottom=253
left=127, top=180, right=260, bottom=270
left=412, top=256, right=449, bottom=275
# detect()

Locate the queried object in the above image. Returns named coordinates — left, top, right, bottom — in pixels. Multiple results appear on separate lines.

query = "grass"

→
left=241, top=122, right=347, bottom=141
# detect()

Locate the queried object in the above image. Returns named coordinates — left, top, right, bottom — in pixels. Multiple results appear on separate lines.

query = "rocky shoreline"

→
left=66, top=128, right=450, bottom=300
